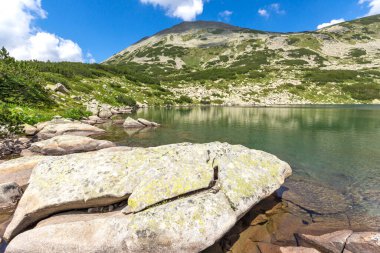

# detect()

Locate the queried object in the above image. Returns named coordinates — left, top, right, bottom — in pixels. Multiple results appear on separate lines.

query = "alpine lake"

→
left=97, top=105, right=380, bottom=231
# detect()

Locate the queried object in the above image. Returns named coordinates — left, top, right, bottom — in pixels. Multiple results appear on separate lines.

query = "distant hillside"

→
left=104, top=15, right=380, bottom=105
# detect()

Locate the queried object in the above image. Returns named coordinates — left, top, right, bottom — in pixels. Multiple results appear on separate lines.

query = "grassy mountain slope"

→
left=105, top=15, right=380, bottom=105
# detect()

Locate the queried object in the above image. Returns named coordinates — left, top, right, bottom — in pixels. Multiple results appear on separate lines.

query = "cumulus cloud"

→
left=258, top=9, right=269, bottom=17
left=258, top=3, right=285, bottom=18
left=317, top=18, right=345, bottom=29
left=218, top=10, right=233, bottom=22
left=359, top=0, right=380, bottom=16
left=0, top=0, right=85, bottom=62
left=140, top=0, right=205, bottom=21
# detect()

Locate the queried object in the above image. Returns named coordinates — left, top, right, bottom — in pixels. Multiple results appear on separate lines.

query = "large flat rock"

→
left=4, top=142, right=292, bottom=252
left=37, top=122, right=105, bottom=140
left=25, top=135, right=115, bottom=156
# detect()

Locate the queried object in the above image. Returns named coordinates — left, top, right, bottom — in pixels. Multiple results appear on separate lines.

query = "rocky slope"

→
left=105, top=15, right=380, bottom=105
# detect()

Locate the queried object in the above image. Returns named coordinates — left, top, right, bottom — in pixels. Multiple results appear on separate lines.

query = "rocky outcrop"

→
left=123, top=117, right=160, bottom=128
left=4, top=142, right=291, bottom=252
left=22, top=135, right=115, bottom=156
left=53, top=83, right=69, bottom=94
left=37, top=121, right=105, bottom=140
left=86, top=100, right=133, bottom=117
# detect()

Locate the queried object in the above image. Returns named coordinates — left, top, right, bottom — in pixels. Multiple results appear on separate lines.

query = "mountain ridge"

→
left=103, top=14, right=380, bottom=106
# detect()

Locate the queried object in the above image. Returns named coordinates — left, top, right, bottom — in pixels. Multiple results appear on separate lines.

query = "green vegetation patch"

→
left=348, top=48, right=367, bottom=58
left=279, top=59, right=309, bottom=66
left=287, top=48, right=326, bottom=65
left=342, top=83, right=380, bottom=101
left=304, top=69, right=360, bottom=84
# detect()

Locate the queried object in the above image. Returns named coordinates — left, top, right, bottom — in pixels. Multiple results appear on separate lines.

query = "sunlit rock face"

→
left=4, top=142, right=291, bottom=253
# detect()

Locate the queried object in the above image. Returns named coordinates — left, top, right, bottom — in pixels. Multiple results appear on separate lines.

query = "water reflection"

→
left=98, top=105, right=380, bottom=221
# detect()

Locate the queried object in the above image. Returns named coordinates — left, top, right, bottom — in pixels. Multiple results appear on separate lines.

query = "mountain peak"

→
left=156, top=20, right=248, bottom=35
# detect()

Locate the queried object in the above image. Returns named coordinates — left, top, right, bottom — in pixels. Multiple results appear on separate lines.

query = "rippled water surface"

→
left=99, top=105, right=380, bottom=223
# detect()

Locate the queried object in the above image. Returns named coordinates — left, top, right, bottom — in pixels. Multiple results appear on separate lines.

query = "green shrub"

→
left=304, top=70, right=359, bottom=84
left=248, top=70, right=266, bottom=79
left=287, top=37, right=300, bottom=45
left=349, top=48, right=366, bottom=58
left=116, top=95, right=137, bottom=107
left=62, top=108, right=91, bottom=120
left=212, top=99, right=224, bottom=104
left=287, top=48, right=325, bottom=65
left=219, top=55, right=229, bottom=62
left=200, top=99, right=211, bottom=105
left=0, top=103, right=24, bottom=138
left=74, top=82, right=94, bottom=93
left=176, top=95, right=193, bottom=104
left=279, top=59, right=308, bottom=66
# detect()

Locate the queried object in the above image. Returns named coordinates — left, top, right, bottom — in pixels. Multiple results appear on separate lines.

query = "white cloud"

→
left=258, top=3, right=285, bottom=18
left=317, top=18, right=345, bottom=29
left=0, top=0, right=85, bottom=62
left=218, top=10, right=233, bottom=22
left=258, top=9, right=269, bottom=17
left=359, top=0, right=380, bottom=16
left=270, top=3, right=286, bottom=15
left=86, top=53, right=96, bottom=64
left=140, top=0, right=205, bottom=21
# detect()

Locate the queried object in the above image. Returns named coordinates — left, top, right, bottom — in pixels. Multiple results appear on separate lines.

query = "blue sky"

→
left=0, top=0, right=378, bottom=62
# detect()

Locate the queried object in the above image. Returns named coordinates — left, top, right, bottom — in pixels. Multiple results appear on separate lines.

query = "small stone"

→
left=23, top=124, right=38, bottom=136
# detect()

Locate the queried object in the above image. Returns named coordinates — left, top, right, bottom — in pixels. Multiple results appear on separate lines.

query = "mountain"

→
left=104, top=15, right=380, bottom=105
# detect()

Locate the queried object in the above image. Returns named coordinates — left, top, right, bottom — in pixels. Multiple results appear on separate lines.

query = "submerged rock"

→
left=23, top=135, right=115, bottom=156
left=4, top=142, right=291, bottom=252
left=297, top=230, right=353, bottom=253
left=257, top=243, right=320, bottom=253
left=277, top=179, right=350, bottom=214
left=344, top=232, right=380, bottom=253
